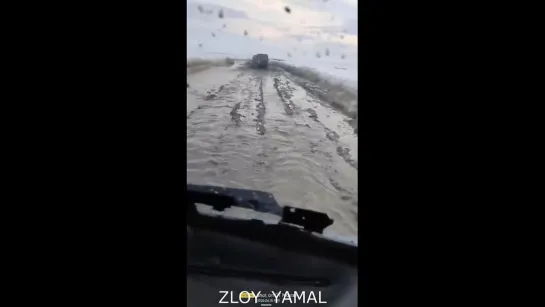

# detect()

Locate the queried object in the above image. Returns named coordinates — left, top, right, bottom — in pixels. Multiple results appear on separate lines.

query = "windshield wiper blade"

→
left=187, top=184, right=283, bottom=216
left=187, top=184, right=335, bottom=234
left=187, top=264, right=331, bottom=287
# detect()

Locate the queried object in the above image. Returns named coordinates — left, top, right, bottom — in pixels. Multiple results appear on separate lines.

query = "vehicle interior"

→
left=187, top=184, right=358, bottom=306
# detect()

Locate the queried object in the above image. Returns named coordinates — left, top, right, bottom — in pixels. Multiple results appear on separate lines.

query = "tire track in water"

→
left=187, top=73, right=244, bottom=120
left=229, top=101, right=242, bottom=126
left=261, top=71, right=358, bottom=233
left=187, top=71, right=250, bottom=142
left=203, top=84, right=226, bottom=100
left=272, top=76, right=295, bottom=115
left=265, top=72, right=358, bottom=206
left=255, top=77, right=266, bottom=135
left=278, top=70, right=358, bottom=171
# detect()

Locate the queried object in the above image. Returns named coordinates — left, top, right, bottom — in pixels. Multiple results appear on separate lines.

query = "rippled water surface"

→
left=187, top=61, right=357, bottom=236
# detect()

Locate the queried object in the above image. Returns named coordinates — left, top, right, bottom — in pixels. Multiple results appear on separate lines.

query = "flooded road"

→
left=187, top=61, right=358, bottom=237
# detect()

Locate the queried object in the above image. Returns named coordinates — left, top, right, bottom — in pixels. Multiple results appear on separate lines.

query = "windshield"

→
left=187, top=0, right=358, bottom=239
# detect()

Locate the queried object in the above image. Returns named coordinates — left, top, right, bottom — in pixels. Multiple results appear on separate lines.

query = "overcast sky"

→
left=187, top=0, right=358, bottom=63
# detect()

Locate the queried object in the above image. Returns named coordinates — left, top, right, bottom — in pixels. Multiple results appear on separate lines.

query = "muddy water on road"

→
left=187, top=64, right=358, bottom=236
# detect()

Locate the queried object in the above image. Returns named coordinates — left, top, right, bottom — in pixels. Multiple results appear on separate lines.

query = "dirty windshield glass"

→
left=187, top=0, right=358, bottom=239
